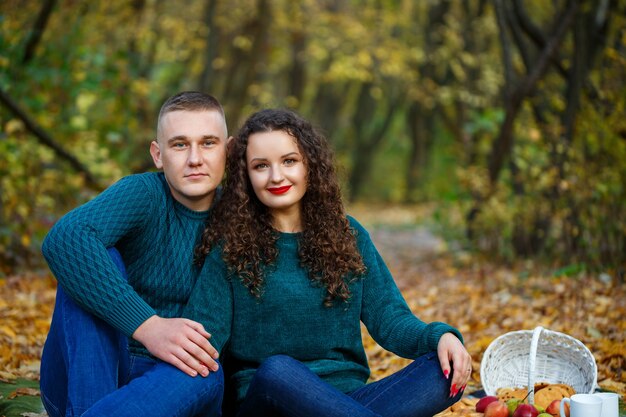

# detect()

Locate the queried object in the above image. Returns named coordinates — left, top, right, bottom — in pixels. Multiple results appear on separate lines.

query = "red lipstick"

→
left=267, top=185, right=292, bottom=195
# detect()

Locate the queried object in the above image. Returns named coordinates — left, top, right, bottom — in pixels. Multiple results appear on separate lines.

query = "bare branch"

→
left=22, top=0, right=58, bottom=64
left=493, top=0, right=514, bottom=96
left=511, top=0, right=569, bottom=78
left=503, top=0, right=532, bottom=70
left=520, top=2, right=578, bottom=99
left=0, top=87, right=103, bottom=191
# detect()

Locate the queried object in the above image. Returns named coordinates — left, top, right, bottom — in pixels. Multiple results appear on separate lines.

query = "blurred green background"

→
left=0, top=0, right=624, bottom=277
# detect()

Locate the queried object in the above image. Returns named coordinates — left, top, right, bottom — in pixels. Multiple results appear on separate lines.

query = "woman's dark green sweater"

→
left=186, top=216, right=463, bottom=404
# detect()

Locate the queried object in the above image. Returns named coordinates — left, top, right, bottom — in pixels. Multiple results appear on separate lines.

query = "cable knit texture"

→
left=187, top=216, right=463, bottom=404
left=42, top=172, right=211, bottom=357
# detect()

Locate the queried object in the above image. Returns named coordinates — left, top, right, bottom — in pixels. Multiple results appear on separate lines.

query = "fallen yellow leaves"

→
left=7, top=387, right=40, bottom=399
left=599, top=378, right=626, bottom=395
left=0, top=273, right=56, bottom=380
left=435, top=396, right=480, bottom=416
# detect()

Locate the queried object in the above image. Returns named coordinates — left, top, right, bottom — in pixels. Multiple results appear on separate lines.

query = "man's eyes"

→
left=171, top=141, right=217, bottom=148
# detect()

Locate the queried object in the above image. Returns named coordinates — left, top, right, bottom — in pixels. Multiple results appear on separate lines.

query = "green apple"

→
left=507, top=398, right=523, bottom=415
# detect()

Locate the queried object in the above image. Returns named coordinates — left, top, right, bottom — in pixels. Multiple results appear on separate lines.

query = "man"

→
left=40, top=91, right=232, bottom=416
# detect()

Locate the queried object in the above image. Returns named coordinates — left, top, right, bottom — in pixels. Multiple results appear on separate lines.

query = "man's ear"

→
left=226, top=136, right=235, bottom=146
left=150, top=140, right=163, bottom=169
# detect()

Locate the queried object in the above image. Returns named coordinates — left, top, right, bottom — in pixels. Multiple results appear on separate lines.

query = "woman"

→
left=187, top=109, right=472, bottom=417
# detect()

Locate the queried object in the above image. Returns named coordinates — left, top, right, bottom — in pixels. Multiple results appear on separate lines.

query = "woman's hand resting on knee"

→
left=437, top=332, right=472, bottom=398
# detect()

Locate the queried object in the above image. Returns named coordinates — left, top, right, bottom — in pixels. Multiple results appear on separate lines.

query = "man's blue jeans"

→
left=40, top=248, right=224, bottom=417
left=236, top=353, right=463, bottom=417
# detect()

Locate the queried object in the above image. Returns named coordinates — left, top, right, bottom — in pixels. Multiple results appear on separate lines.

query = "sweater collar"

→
left=172, top=198, right=211, bottom=220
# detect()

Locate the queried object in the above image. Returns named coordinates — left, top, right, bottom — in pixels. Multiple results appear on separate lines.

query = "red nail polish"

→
left=450, top=383, right=457, bottom=397
left=443, top=369, right=449, bottom=379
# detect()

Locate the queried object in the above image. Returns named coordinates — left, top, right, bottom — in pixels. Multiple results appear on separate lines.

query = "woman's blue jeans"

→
left=236, top=353, right=463, bottom=417
left=39, top=248, right=224, bottom=417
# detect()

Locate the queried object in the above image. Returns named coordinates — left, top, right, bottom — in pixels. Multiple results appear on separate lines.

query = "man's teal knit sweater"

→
left=186, top=216, right=463, bottom=404
left=42, top=172, right=230, bottom=357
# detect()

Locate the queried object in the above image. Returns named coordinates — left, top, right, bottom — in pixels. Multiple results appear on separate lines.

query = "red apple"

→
left=545, top=399, right=569, bottom=417
left=546, top=399, right=559, bottom=416
left=476, top=395, right=499, bottom=412
left=484, top=400, right=509, bottom=417
left=512, top=403, right=540, bottom=417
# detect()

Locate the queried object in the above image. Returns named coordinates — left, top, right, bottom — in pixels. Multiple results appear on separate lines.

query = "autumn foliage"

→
left=1, top=1, right=625, bottom=276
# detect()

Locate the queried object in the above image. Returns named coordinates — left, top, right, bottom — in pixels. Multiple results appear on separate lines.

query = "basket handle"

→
left=527, top=326, right=543, bottom=405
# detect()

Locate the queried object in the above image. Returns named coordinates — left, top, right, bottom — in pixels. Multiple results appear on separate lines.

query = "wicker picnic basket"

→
left=480, top=326, right=598, bottom=405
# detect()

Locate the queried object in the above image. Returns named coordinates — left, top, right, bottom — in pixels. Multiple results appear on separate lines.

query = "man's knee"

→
left=185, top=365, right=225, bottom=415
left=188, top=362, right=225, bottom=398
left=207, top=363, right=225, bottom=389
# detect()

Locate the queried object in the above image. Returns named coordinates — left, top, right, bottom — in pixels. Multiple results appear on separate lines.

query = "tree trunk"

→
left=197, top=0, right=220, bottom=93
left=348, top=84, right=402, bottom=202
left=405, top=103, right=425, bottom=203
left=405, top=102, right=436, bottom=203
left=287, top=29, right=306, bottom=107
left=467, top=0, right=578, bottom=240
left=222, top=0, right=270, bottom=126
left=556, top=1, right=609, bottom=256
left=487, top=0, right=578, bottom=185
left=309, top=55, right=350, bottom=138
left=403, top=0, right=451, bottom=202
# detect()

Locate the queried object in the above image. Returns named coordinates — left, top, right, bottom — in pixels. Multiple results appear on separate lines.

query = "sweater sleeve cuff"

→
left=426, top=322, right=464, bottom=351
left=106, top=293, right=157, bottom=337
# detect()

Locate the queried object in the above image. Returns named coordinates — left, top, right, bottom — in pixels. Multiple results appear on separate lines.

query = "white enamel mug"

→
left=595, top=392, right=619, bottom=417
left=561, top=394, right=603, bottom=417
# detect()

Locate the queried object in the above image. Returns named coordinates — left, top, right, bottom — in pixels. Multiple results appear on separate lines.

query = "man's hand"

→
left=133, top=315, right=219, bottom=377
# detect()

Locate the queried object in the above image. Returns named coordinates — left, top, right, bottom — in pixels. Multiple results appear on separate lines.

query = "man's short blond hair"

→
left=157, top=91, right=225, bottom=137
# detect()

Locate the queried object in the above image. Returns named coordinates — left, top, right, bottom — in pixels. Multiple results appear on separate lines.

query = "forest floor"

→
left=0, top=205, right=624, bottom=416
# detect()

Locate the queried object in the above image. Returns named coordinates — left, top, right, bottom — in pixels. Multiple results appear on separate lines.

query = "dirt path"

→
left=367, top=225, right=449, bottom=290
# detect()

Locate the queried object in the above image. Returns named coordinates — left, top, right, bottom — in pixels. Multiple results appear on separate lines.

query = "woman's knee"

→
left=254, top=355, right=305, bottom=386
left=258, top=355, right=298, bottom=375
left=394, top=352, right=452, bottom=396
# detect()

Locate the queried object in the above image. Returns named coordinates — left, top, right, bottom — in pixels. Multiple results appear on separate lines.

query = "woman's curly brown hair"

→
left=196, top=109, right=366, bottom=306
